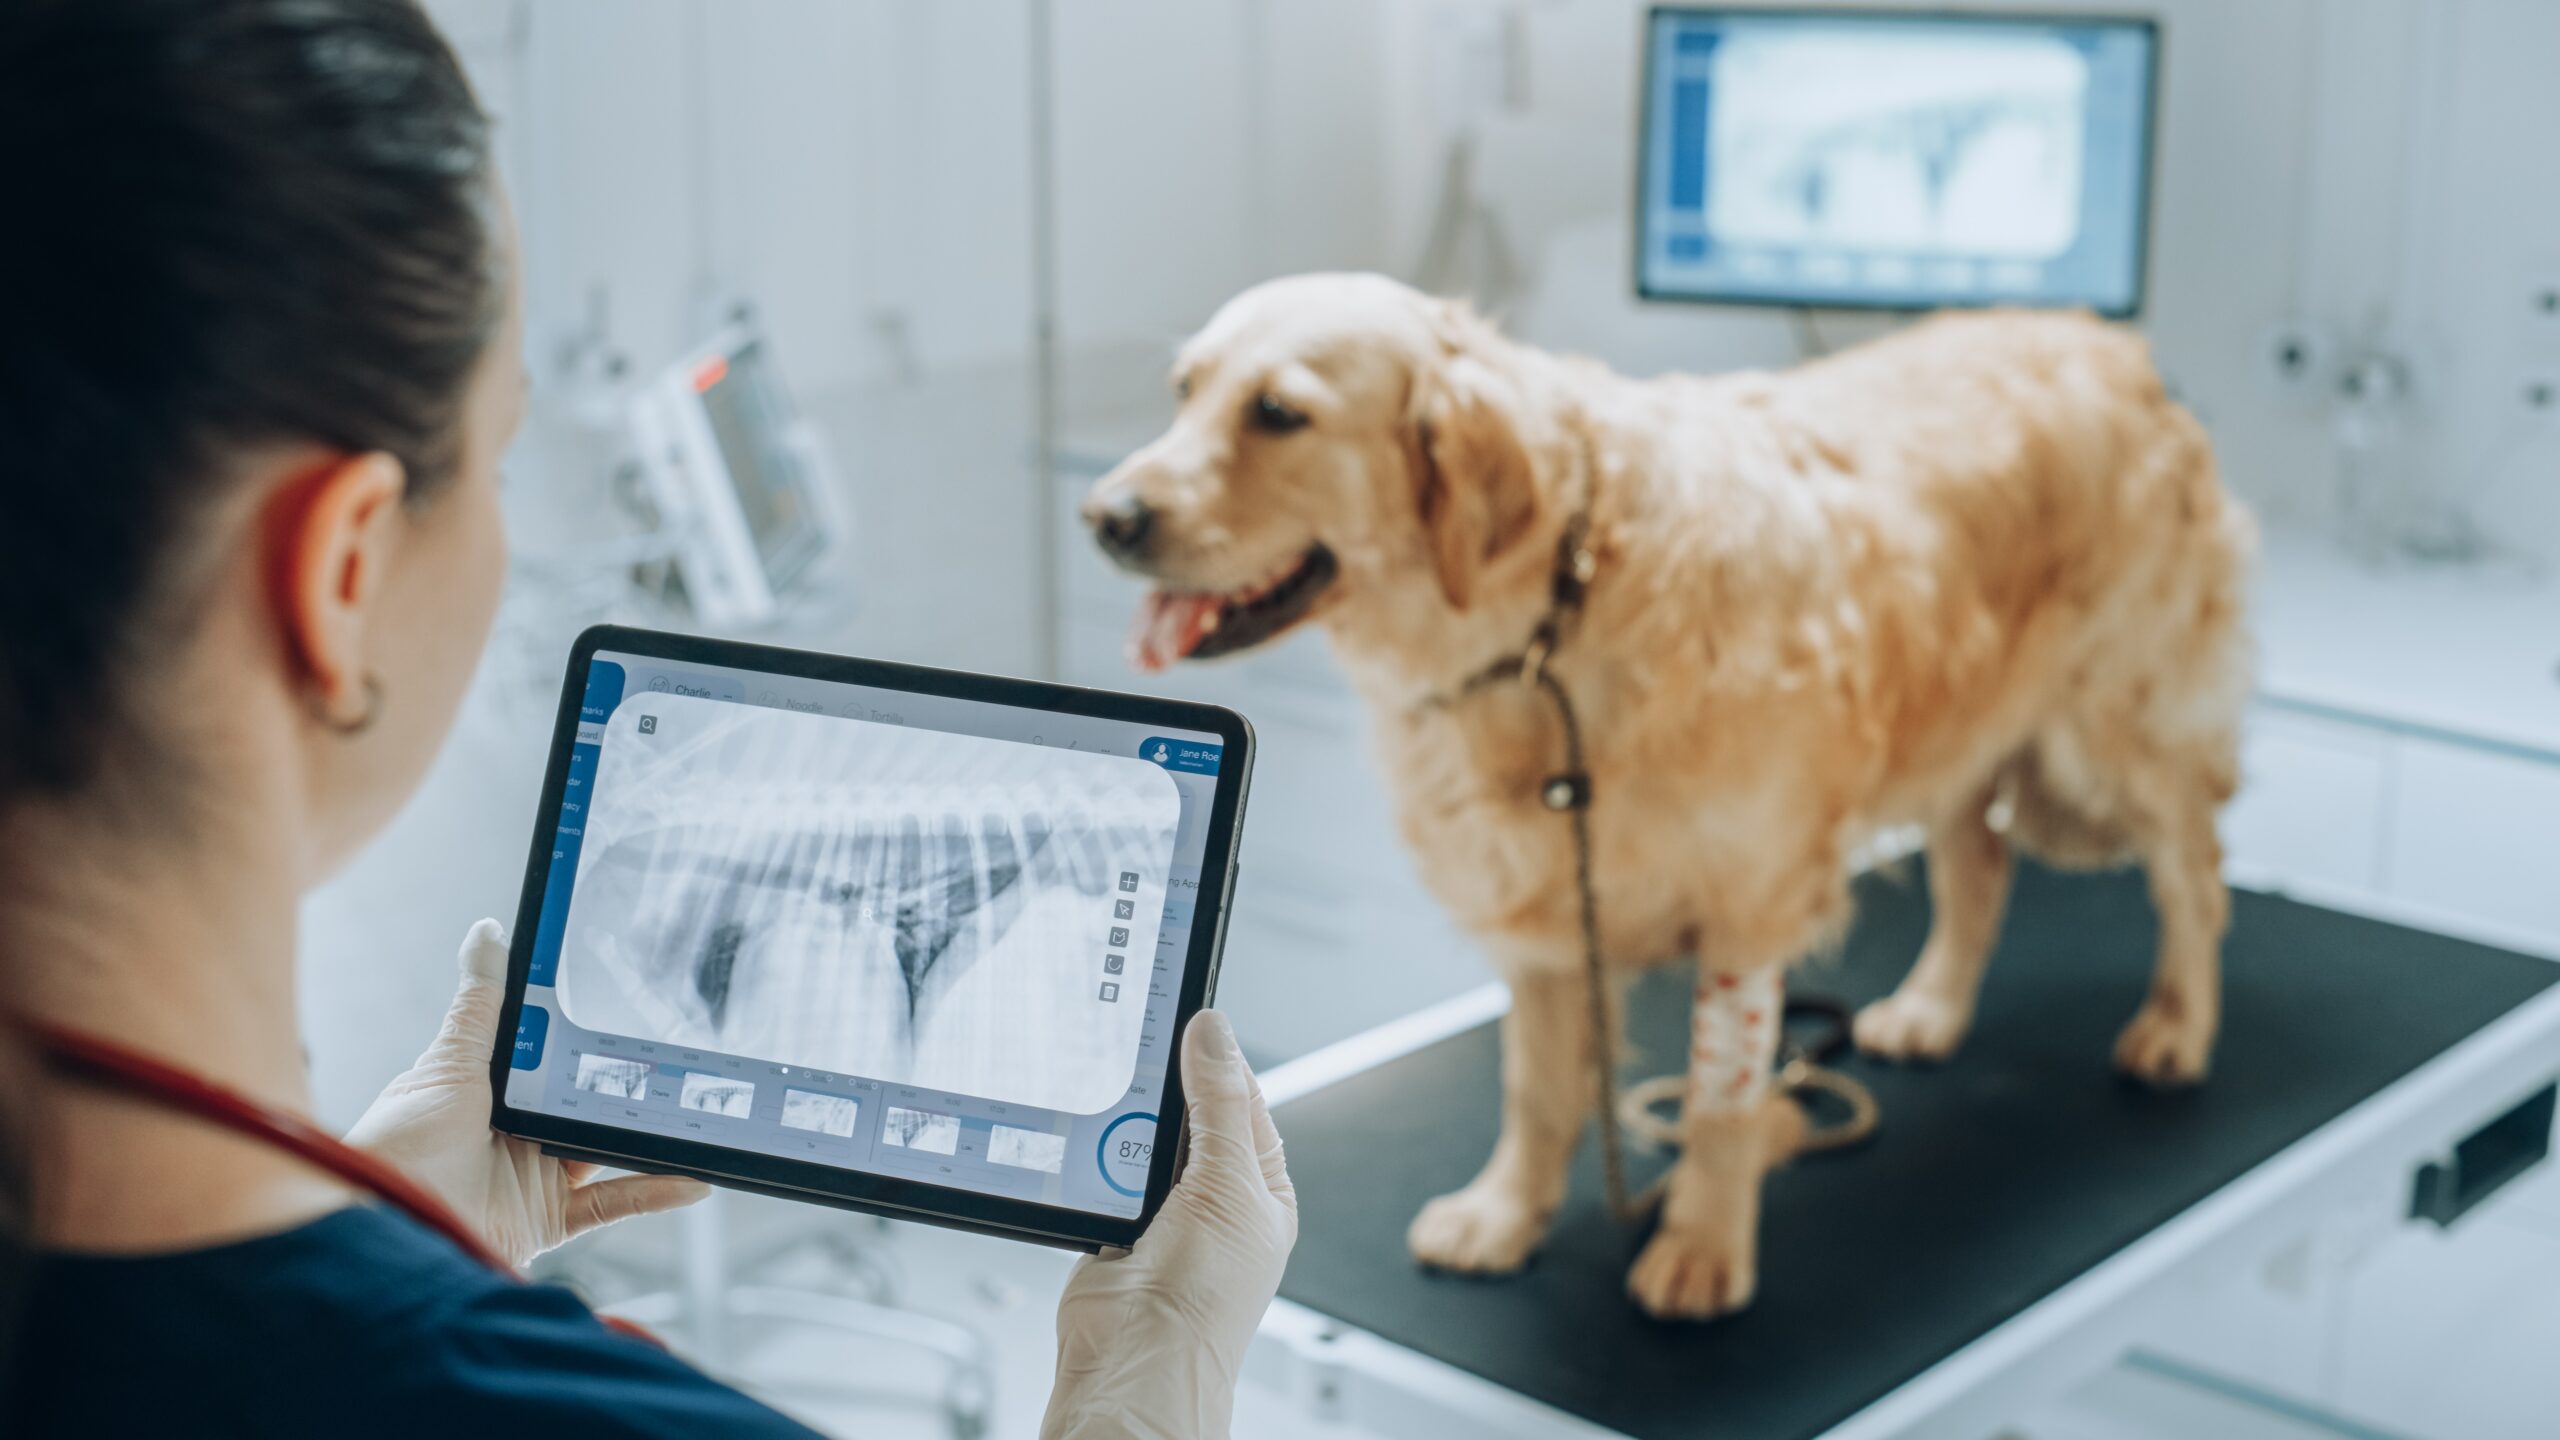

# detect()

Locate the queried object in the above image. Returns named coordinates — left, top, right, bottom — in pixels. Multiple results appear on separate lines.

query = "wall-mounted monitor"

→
left=1636, top=7, right=2160, bottom=316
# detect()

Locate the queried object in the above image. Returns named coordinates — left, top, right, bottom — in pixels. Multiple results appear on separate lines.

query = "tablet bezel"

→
left=487, top=623, right=1254, bottom=1252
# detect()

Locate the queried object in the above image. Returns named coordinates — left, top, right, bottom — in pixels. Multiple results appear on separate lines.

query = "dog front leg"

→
left=1627, top=962, right=1800, bottom=1319
left=1407, top=964, right=1593, bottom=1274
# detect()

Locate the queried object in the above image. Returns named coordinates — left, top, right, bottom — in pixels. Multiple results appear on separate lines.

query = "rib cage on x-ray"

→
left=557, top=696, right=1179, bottom=1115
left=1709, top=32, right=2085, bottom=258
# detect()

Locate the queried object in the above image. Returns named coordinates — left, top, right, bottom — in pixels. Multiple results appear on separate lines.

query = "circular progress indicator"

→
left=1097, top=1112, right=1157, bottom=1197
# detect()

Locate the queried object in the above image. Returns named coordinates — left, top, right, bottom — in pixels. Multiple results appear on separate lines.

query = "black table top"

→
left=1271, top=862, right=2557, bottom=1440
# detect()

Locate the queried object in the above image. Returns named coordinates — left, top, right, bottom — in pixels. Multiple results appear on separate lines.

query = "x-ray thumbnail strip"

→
left=882, top=1105, right=960, bottom=1155
left=678, top=1071, right=756, bottom=1118
left=989, top=1124, right=1067, bottom=1174
left=779, top=1088, right=861, bottom=1138
left=573, top=1053, right=652, bottom=1100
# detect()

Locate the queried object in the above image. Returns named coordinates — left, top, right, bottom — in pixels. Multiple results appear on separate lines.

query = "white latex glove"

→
left=1042, top=1010, right=1297, bottom=1440
left=347, top=919, right=708, bottom=1266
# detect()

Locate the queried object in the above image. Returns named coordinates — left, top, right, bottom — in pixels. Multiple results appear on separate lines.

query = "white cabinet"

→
left=2229, top=697, right=2560, bottom=951
left=2229, top=705, right=2560, bottom=951
left=2387, top=738, right=2560, bottom=941
left=2229, top=528, right=2560, bottom=949
left=2226, top=709, right=2393, bottom=894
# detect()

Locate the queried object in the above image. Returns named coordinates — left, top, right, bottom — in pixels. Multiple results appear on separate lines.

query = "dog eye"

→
left=1174, top=375, right=1193, bottom=401
left=1251, top=393, right=1309, bottom=434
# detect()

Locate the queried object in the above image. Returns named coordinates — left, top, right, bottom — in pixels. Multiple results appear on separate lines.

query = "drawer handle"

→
left=2409, top=1082, right=2557, bottom=1228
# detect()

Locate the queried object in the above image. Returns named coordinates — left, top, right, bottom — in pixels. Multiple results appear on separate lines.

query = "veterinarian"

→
left=0, top=1, right=1292, bottom=1434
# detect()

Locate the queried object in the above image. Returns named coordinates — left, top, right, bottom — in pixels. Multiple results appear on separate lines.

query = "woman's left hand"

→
left=347, top=919, right=708, bottom=1267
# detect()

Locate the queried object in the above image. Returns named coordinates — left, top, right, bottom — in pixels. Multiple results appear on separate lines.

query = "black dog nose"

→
left=1090, top=493, right=1154, bottom=559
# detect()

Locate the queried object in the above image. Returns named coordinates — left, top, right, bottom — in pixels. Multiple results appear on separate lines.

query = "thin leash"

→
left=1417, top=439, right=1877, bottom=1222
left=1614, top=998, right=1882, bottom=1162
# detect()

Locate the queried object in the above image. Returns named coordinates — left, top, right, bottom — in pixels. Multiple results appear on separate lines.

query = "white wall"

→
left=479, top=0, right=1385, bottom=673
left=1057, top=0, right=1387, bottom=355
left=2391, top=0, right=2560, bottom=553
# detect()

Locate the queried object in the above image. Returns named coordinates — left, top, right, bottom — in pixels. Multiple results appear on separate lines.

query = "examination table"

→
left=1246, top=862, right=2560, bottom=1439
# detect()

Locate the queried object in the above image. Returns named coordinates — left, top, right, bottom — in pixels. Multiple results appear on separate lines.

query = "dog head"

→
left=1083, top=272, right=1558, bottom=674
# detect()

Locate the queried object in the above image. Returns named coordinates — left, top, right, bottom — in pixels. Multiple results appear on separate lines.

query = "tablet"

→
left=490, top=625, right=1254, bottom=1251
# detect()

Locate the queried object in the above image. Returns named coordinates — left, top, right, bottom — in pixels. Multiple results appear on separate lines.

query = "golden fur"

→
left=1086, top=272, right=2254, bottom=1319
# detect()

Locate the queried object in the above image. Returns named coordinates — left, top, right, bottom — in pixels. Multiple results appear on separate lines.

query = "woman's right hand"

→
left=1041, top=1010, right=1297, bottom=1440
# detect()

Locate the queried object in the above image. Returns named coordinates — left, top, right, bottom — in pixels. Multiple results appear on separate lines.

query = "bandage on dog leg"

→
left=1687, top=966, right=1783, bottom=1117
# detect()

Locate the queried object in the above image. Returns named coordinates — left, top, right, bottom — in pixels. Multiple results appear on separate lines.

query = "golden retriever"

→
left=1083, top=272, right=2252, bottom=1319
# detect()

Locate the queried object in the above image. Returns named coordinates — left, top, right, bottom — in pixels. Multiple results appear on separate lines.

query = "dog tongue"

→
left=1128, top=590, right=1223, bottom=672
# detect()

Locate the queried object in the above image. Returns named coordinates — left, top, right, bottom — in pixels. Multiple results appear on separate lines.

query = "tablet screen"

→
left=501, top=647, right=1228, bottom=1219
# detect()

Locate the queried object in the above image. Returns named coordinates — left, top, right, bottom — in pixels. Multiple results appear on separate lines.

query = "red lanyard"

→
left=20, top=1019, right=659, bottom=1345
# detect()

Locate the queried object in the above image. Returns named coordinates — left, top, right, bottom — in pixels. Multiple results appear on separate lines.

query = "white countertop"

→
left=2251, top=527, right=2560, bottom=759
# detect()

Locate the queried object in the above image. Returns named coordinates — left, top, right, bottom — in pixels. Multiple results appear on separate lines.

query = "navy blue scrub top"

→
left=6, top=1204, right=826, bottom=1437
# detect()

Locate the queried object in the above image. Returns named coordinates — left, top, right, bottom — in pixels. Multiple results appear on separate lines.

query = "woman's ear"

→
left=266, top=450, right=407, bottom=725
left=1407, top=351, right=1538, bottom=611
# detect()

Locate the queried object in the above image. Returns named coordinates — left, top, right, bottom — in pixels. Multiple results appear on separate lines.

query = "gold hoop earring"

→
left=315, top=676, right=383, bottom=736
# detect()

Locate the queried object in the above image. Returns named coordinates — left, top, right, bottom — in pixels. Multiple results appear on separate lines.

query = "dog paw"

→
left=1408, top=1186, right=1549, bottom=1274
left=1853, top=990, right=1973, bottom=1062
left=2114, top=1001, right=2213, bottom=1087
left=1626, top=1226, right=1757, bottom=1321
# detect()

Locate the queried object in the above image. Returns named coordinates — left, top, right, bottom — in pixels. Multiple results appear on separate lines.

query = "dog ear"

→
left=1409, top=350, right=1538, bottom=611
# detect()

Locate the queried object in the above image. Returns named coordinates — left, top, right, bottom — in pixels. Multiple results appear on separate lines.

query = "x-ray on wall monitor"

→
left=490, top=625, right=1254, bottom=1252
left=1636, top=8, right=2159, bottom=316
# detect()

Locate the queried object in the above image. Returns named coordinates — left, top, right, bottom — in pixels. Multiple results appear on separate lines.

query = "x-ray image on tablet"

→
left=780, top=1089, right=860, bottom=1137
left=496, top=626, right=1250, bottom=1251
left=553, top=693, right=1181, bottom=1116
left=884, top=1106, right=961, bottom=1155
left=574, top=1053, right=651, bottom=1100
left=679, top=1072, right=756, bottom=1118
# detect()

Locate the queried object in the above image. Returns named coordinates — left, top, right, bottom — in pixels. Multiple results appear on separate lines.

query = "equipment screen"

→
left=696, top=339, right=820, bottom=588
left=501, top=649, right=1228, bottom=1219
left=1636, top=8, right=2157, bottom=315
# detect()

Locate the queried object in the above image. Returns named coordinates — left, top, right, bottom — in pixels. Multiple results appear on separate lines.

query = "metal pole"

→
left=1027, top=0, right=1062, bottom=681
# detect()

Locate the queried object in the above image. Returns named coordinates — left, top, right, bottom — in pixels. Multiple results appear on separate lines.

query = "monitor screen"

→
left=1636, top=8, right=2158, bottom=315
left=501, top=648, right=1229, bottom=1219
left=695, top=338, right=823, bottom=590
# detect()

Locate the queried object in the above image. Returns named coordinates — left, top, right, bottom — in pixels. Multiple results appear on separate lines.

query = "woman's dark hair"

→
left=0, top=0, right=501, bottom=801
